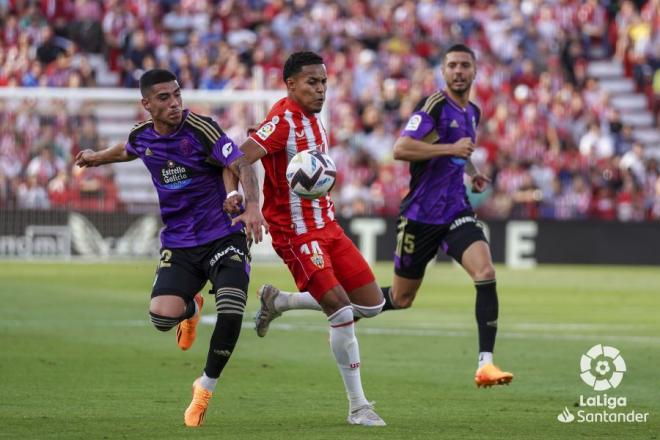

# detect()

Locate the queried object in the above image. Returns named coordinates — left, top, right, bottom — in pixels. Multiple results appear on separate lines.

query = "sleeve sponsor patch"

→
left=404, top=114, right=422, bottom=131
left=255, top=121, right=276, bottom=140
left=221, top=142, right=233, bottom=158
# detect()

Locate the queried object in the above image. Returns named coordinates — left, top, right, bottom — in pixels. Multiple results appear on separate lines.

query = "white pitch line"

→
left=4, top=317, right=657, bottom=345
left=200, top=316, right=660, bottom=345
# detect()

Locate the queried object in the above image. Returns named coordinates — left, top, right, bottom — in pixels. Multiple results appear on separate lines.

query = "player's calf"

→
left=203, top=285, right=247, bottom=379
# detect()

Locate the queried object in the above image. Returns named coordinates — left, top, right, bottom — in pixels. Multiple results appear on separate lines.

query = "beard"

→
left=448, top=79, right=472, bottom=94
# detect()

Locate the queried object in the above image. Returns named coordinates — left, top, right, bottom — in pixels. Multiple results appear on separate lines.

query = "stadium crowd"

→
left=1, top=0, right=659, bottom=220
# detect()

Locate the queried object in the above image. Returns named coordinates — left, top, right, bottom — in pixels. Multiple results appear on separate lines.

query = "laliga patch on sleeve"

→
left=255, top=121, right=276, bottom=140
left=405, top=114, right=422, bottom=131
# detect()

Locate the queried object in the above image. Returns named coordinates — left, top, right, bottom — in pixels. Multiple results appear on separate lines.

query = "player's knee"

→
left=215, top=286, right=247, bottom=316
left=328, top=304, right=355, bottom=326
left=149, top=310, right=179, bottom=331
left=475, top=264, right=496, bottom=281
left=352, top=300, right=384, bottom=319
left=393, top=293, right=415, bottom=309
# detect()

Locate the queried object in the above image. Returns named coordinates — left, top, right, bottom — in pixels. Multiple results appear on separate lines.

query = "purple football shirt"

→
left=398, top=90, right=481, bottom=224
left=125, top=110, right=244, bottom=248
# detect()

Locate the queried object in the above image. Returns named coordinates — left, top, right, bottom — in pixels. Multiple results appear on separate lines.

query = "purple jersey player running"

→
left=379, top=44, right=513, bottom=388
left=75, top=69, right=267, bottom=427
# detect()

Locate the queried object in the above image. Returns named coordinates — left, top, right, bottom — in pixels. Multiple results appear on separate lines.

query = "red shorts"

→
left=271, top=222, right=375, bottom=301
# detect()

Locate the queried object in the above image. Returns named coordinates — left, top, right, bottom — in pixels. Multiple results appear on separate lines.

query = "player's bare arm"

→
left=222, top=167, right=243, bottom=214
left=75, top=143, right=137, bottom=168
left=228, top=154, right=268, bottom=243
left=223, top=136, right=266, bottom=214
left=393, top=135, right=474, bottom=162
left=238, top=137, right=268, bottom=164
left=465, top=159, right=491, bottom=193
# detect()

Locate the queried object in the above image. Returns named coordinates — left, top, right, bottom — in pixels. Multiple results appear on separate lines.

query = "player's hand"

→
left=471, top=173, right=491, bottom=193
left=246, top=125, right=258, bottom=136
left=452, top=137, right=475, bottom=158
left=75, top=149, right=100, bottom=168
left=223, top=193, right=244, bottom=214
left=232, top=202, right=269, bottom=244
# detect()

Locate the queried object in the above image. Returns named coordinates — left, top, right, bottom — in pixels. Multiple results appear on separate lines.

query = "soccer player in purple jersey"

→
left=379, top=44, right=513, bottom=387
left=75, top=69, right=268, bottom=427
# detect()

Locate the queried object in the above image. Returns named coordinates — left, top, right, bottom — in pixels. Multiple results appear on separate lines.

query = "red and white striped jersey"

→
left=249, top=97, right=336, bottom=236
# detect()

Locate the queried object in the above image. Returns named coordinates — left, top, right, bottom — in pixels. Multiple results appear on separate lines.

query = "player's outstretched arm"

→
left=75, top=143, right=136, bottom=168
left=228, top=148, right=268, bottom=243
left=393, top=136, right=475, bottom=162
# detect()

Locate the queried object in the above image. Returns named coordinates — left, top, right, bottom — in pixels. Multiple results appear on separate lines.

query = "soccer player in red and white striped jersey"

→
left=234, top=51, right=386, bottom=426
left=250, top=94, right=336, bottom=235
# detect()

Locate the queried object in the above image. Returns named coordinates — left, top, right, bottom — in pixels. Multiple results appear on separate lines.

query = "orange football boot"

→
left=176, top=293, right=204, bottom=351
left=475, top=363, right=514, bottom=388
left=184, top=378, right=213, bottom=427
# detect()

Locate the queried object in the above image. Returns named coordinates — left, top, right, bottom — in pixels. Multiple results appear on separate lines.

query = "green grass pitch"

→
left=1, top=261, right=658, bottom=439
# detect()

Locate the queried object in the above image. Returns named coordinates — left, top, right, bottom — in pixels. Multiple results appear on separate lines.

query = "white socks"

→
left=199, top=372, right=217, bottom=392
left=273, top=290, right=322, bottom=312
left=478, top=351, right=493, bottom=368
left=273, top=291, right=384, bottom=320
left=328, top=306, right=368, bottom=411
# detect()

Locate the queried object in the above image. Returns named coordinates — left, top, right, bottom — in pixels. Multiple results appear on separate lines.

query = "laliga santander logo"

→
left=580, top=344, right=626, bottom=391
left=557, top=344, right=648, bottom=424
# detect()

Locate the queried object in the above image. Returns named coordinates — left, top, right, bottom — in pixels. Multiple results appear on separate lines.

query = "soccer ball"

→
left=286, top=150, right=337, bottom=199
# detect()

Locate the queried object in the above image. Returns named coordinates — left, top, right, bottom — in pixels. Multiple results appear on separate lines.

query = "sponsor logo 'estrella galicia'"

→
left=160, top=160, right=192, bottom=189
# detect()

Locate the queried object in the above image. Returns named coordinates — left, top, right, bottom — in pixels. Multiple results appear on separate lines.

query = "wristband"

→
left=226, top=190, right=240, bottom=199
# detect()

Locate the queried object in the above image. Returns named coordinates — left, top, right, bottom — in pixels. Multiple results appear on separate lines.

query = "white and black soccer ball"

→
left=286, top=150, right=337, bottom=200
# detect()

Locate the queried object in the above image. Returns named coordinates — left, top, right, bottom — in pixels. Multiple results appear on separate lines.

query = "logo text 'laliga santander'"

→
left=557, top=344, right=649, bottom=424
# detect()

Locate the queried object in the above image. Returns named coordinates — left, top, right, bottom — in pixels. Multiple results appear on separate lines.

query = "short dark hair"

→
left=139, top=69, right=177, bottom=97
left=444, top=44, right=476, bottom=62
left=283, top=51, right=324, bottom=82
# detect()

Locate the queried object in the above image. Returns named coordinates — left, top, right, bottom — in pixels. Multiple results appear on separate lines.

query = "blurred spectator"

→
left=0, top=0, right=658, bottom=221
left=579, top=121, right=615, bottom=159
left=17, top=175, right=50, bottom=209
left=26, top=146, right=65, bottom=186
left=620, top=142, right=647, bottom=184
left=36, top=25, right=72, bottom=65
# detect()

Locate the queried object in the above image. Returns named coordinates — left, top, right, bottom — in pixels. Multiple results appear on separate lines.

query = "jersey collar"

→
left=285, top=97, right=318, bottom=118
left=442, top=89, right=468, bottom=113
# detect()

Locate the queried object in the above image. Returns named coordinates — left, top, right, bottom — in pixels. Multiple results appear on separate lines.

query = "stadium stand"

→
left=0, top=0, right=659, bottom=220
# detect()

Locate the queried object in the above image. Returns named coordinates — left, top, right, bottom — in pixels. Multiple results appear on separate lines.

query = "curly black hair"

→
left=282, top=51, right=324, bottom=82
